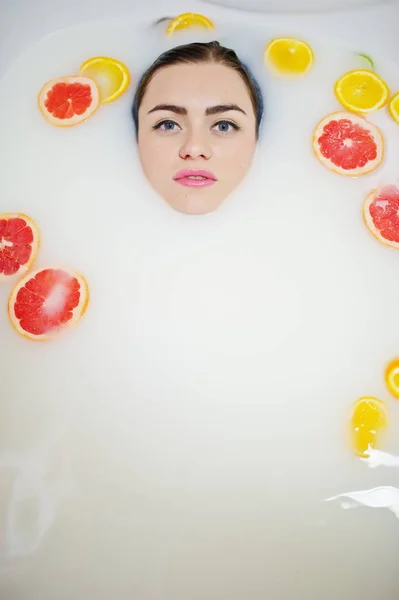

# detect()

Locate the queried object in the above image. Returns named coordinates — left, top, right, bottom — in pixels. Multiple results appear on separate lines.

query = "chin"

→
left=165, top=189, right=228, bottom=216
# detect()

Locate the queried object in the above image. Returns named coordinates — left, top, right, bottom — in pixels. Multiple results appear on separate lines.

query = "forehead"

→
left=140, top=62, right=254, bottom=112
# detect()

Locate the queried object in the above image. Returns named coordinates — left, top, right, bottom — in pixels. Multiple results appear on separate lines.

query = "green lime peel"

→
left=356, top=53, right=375, bottom=71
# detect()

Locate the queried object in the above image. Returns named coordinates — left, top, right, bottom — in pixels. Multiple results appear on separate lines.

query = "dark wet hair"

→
left=132, top=40, right=264, bottom=139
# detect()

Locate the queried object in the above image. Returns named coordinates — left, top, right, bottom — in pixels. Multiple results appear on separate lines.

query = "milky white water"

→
left=1, top=16, right=399, bottom=600
left=326, top=485, right=399, bottom=519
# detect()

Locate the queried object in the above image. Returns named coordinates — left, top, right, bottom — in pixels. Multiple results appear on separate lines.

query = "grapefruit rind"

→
left=350, top=396, right=388, bottom=458
left=312, top=111, right=384, bottom=176
left=166, top=13, right=214, bottom=35
left=8, top=267, right=89, bottom=341
left=0, top=213, right=40, bottom=282
left=38, top=76, right=100, bottom=127
left=79, top=56, right=131, bottom=104
left=363, top=187, right=399, bottom=249
left=334, top=70, right=389, bottom=114
left=385, top=358, right=399, bottom=399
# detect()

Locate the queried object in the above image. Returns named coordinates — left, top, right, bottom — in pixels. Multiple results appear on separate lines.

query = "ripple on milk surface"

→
left=1, top=17, right=399, bottom=600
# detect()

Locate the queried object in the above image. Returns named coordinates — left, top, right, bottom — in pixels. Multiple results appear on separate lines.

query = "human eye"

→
left=152, top=119, right=181, bottom=132
left=212, top=120, right=241, bottom=134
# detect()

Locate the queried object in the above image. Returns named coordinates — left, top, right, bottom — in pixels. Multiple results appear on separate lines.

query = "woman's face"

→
left=137, top=62, right=257, bottom=215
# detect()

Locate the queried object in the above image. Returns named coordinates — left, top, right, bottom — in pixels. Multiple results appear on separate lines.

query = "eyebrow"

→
left=206, top=104, right=247, bottom=116
left=147, top=103, right=247, bottom=116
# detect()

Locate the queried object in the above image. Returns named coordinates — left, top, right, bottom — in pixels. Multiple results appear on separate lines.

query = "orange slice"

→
left=313, top=112, right=383, bottom=176
left=0, top=213, right=39, bottom=281
left=385, top=358, right=399, bottom=398
left=38, top=76, right=100, bottom=127
left=350, top=397, right=388, bottom=457
left=167, top=13, right=214, bottom=35
left=79, top=56, right=130, bottom=104
left=9, top=267, right=89, bottom=341
left=388, top=92, right=399, bottom=124
left=335, top=70, right=389, bottom=114
left=264, top=37, right=314, bottom=77
left=363, top=185, right=399, bottom=249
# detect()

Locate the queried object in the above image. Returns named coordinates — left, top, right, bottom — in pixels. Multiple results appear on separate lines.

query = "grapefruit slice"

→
left=313, top=112, right=383, bottom=176
left=38, top=76, right=100, bottom=127
left=0, top=213, right=39, bottom=281
left=167, top=13, right=214, bottom=35
left=79, top=56, right=130, bottom=104
left=335, top=70, right=389, bottom=114
left=264, top=37, right=314, bottom=77
left=350, top=397, right=388, bottom=457
left=363, top=185, right=399, bottom=248
left=9, top=267, right=89, bottom=341
left=385, top=358, right=399, bottom=399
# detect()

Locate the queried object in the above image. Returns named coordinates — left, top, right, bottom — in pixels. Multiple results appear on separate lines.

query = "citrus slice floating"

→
left=38, top=76, right=100, bottom=127
left=313, top=112, right=383, bottom=176
left=363, top=185, right=399, bottom=248
left=264, top=37, right=314, bottom=77
left=350, top=397, right=388, bottom=457
left=9, top=267, right=89, bottom=341
left=79, top=56, right=130, bottom=104
left=355, top=53, right=375, bottom=71
left=335, top=70, right=389, bottom=114
left=0, top=214, right=39, bottom=281
left=385, top=358, right=399, bottom=399
left=167, top=13, right=214, bottom=35
left=388, top=92, right=399, bottom=124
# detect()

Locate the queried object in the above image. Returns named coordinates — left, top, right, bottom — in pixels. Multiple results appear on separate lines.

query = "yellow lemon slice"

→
left=79, top=56, right=130, bottom=104
left=264, top=37, right=314, bottom=77
left=167, top=13, right=214, bottom=35
left=335, top=70, right=389, bottom=114
left=388, top=92, right=399, bottom=124
left=385, top=358, right=399, bottom=398
left=350, top=397, right=388, bottom=457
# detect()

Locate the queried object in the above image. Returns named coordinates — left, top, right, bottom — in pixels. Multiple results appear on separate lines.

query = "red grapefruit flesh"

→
left=38, top=76, right=100, bottom=127
left=9, top=267, right=89, bottom=341
left=313, top=111, right=383, bottom=176
left=363, top=185, right=399, bottom=249
left=0, top=213, right=39, bottom=281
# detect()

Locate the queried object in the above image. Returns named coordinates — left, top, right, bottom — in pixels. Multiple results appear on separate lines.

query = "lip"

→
left=173, top=169, right=217, bottom=188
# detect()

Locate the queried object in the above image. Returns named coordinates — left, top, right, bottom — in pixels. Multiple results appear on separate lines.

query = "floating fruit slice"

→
left=355, top=53, right=375, bottom=71
left=0, top=214, right=39, bottom=281
left=335, top=70, right=389, bottom=114
left=363, top=185, right=399, bottom=248
left=350, top=397, right=388, bottom=457
left=385, top=358, right=399, bottom=399
left=79, top=56, right=130, bottom=104
left=313, top=112, right=383, bottom=176
left=38, top=76, right=100, bottom=127
left=9, top=267, right=89, bottom=341
left=388, top=92, right=399, bottom=124
left=166, top=13, right=214, bottom=35
left=264, top=37, right=314, bottom=77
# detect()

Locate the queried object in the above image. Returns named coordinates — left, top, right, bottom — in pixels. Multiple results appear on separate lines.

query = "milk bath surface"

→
left=1, top=15, right=399, bottom=600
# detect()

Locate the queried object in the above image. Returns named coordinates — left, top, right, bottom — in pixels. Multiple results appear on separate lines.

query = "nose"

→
left=179, top=128, right=212, bottom=160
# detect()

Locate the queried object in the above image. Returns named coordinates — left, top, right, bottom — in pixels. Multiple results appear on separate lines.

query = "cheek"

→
left=214, top=135, right=256, bottom=171
left=138, top=135, right=174, bottom=175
